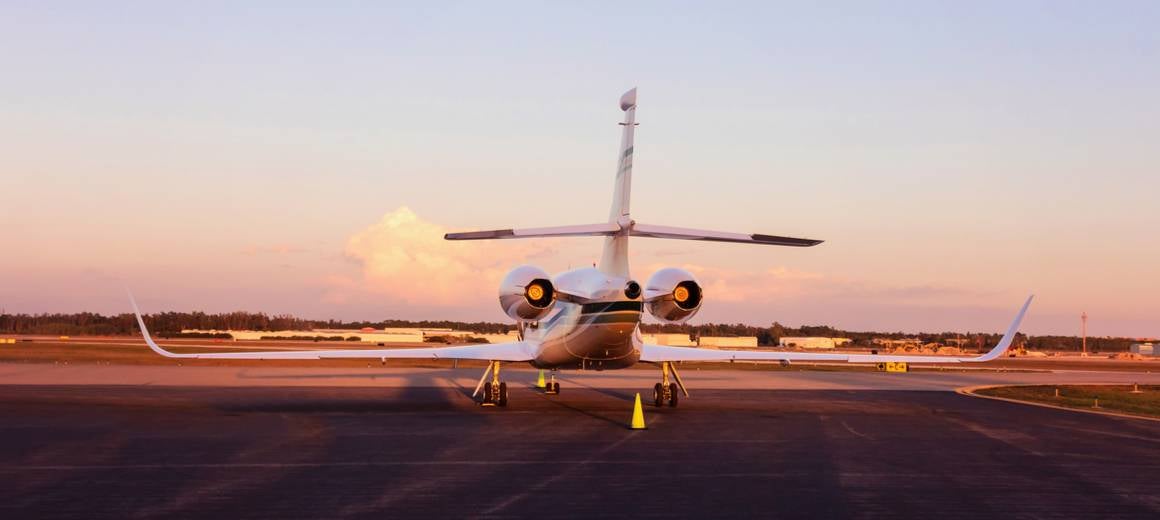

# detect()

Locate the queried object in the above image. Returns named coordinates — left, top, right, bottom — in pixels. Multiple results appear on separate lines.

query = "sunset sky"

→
left=2, top=2, right=1157, bottom=336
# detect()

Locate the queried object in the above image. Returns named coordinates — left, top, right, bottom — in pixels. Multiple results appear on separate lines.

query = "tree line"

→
left=0, top=311, right=516, bottom=337
left=0, top=312, right=1139, bottom=351
left=641, top=321, right=1138, bottom=352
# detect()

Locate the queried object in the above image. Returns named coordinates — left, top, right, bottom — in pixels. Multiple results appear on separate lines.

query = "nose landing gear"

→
left=474, top=361, right=509, bottom=407
left=652, top=361, right=688, bottom=407
left=545, top=370, right=560, bottom=395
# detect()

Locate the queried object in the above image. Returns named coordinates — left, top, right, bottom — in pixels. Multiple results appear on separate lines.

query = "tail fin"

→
left=608, top=87, right=637, bottom=221
left=597, top=88, right=638, bottom=277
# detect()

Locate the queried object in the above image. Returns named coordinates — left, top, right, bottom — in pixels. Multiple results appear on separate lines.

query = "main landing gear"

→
left=474, top=361, right=508, bottom=407
left=652, top=361, right=689, bottom=407
left=652, top=382, right=678, bottom=407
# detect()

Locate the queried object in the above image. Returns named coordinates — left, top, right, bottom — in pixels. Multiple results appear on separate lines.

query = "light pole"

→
left=1081, top=312, right=1088, bottom=356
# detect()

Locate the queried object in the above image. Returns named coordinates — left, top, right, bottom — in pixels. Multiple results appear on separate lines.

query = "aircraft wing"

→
left=641, top=295, right=1033, bottom=364
left=630, top=223, right=822, bottom=247
left=445, top=223, right=619, bottom=241
left=129, top=295, right=536, bottom=362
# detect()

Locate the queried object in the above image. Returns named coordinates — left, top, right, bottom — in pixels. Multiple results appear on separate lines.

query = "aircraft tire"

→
left=498, top=382, right=508, bottom=407
left=668, top=383, right=679, bottom=407
left=653, top=383, right=664, bottom=407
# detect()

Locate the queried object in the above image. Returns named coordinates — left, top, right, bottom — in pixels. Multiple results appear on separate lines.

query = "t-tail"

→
left=444, top=88, right=822, bottom=276
left=597, top=88, right=638, bottom=277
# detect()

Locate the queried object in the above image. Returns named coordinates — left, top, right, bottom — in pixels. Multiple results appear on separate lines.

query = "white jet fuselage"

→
left=524, top=267, right=643, bottom=370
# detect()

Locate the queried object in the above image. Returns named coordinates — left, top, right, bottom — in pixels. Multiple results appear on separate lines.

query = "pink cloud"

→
left=338, top=207, right=559, bottom=307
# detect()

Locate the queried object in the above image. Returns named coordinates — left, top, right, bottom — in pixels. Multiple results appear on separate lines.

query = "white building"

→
left=698, top=336, right=758, bottom=348
left=642, top=333, right=696, bottom=346
left=778, top=337, right=853, bottom=349
left=1130, top=342, right=1156, bottom=356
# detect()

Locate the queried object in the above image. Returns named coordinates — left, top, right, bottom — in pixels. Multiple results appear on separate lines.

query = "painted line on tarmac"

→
left=0, top=459, right=684, bottom=472
left=956, top=384, right=1160, bottom=423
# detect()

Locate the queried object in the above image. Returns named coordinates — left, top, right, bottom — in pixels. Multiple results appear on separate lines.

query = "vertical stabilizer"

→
left=609, top=87, right=637, bottom=221
left=598, top=88, right=637, bottom=277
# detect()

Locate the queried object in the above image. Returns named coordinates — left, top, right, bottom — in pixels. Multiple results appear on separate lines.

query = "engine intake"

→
left=624, top=280, right=642, bottom=300
left=499, top=265, right=556, bottom=321
left=644, top=268, right=703, bottom=323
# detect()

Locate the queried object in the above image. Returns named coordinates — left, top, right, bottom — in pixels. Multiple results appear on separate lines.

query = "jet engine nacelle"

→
left=499, top=265, right=556, bottom=321
left=644, top=268, right=703, bottom=323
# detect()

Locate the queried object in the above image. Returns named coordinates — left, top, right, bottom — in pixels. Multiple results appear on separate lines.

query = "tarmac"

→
left=3, top=363, right=1160, bottom=390
left=1, top=367, right=1159, bottom=518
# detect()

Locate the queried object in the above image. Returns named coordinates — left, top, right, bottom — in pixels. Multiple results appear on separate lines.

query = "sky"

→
left=1, top=1, right=1158, bottom=337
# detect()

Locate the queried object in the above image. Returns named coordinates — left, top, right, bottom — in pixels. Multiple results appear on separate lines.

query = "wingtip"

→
left=125, top=290, right=186, bottom=359
left=126, top=287, right=140, bottom=314
left=972, top=295, right=1035, bottom=362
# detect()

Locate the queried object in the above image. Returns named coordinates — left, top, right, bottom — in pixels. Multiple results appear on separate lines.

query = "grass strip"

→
left=975, top=384, right=1160, bottom=418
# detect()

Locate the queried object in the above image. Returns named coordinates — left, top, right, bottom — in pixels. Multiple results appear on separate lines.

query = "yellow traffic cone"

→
left=629, top=393, right=647, bottom=430
left=535, top=369, right=546, bottom=389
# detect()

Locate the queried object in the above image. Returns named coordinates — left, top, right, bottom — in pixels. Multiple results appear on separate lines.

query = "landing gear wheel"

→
left=482, top=383, right=494, bottom=405
left=498, top=382, right=509, bottom=407
left=668, top=382, right=679, bottom=407
left=551, top=382, right=560, bottom=394
left=653, top=383, right=664, bottom=407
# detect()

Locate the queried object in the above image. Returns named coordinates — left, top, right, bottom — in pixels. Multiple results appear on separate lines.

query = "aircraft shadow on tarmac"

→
left=231, top=367, right=734, bottom=388
left=211, top=374, right=474, bottom=413
left=554, top=376, right=636, bottom=401
left=221, top=370, right=660, bottom=426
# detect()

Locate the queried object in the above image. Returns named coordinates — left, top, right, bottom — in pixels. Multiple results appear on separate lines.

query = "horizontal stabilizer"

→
left=445, top=223, right=619, bottom=241
left=630, top=223, right=822, bottom=247
left=444, top=221, right=820, bottom=248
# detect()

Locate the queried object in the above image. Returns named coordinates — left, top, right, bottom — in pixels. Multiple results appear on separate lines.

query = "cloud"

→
left=339, top=207, right=558, bottom=307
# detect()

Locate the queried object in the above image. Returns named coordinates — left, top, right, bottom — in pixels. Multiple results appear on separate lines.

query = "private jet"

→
left=132, top=88, right=1033, bottom=407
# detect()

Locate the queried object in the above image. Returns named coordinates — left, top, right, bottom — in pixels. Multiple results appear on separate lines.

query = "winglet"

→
left=127, top=290, right=191, bottom=359
left=968, top=294, right=1034, bottom=362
